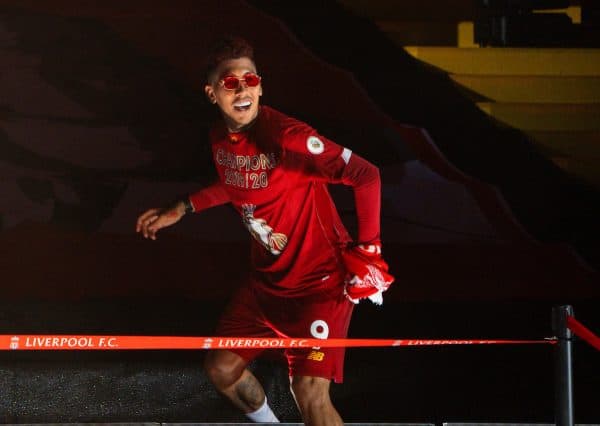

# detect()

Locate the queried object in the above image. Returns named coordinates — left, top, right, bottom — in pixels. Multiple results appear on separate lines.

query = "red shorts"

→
left=215, top=283, right=354, bottom=383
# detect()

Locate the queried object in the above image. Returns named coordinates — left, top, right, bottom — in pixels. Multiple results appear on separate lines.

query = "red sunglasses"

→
left=219, top=72, right=261, bottom=90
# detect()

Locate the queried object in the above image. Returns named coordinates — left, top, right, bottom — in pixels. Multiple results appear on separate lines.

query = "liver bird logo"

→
left=241, top=204, right=288, bottom=255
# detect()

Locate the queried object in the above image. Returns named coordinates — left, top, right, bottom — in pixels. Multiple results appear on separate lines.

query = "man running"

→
left=136, top=36, right=393, bottom=425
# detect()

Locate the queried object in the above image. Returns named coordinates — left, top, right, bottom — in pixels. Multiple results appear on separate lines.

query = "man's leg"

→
left=204, top=349, right=267, bottom=413
left=290, top=375, right=343, bottom=426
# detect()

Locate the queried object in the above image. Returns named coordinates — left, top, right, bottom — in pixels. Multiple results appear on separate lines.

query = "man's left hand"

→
left=342, top=243, right=395, bottom=305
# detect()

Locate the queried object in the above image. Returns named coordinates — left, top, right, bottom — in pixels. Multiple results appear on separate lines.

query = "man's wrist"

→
left=182, top=197, right=194, bottom=214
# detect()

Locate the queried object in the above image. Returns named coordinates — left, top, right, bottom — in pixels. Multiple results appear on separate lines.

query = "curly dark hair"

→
left=205, top=35, right=255, bottom=82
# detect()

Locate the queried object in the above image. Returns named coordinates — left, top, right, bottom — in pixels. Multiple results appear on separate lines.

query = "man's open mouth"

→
left=233, top=100, right=252, bottom=111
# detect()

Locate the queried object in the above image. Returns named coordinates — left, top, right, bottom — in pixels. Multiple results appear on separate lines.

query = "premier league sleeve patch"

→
left=306, top=136, right=325, bottom=155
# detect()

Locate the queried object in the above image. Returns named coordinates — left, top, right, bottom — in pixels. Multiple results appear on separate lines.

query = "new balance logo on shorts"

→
left=307, top=350, right=325, bottom=361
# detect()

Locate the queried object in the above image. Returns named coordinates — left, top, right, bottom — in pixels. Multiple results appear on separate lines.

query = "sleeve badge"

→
left=306, top=136, right=325, bottom=155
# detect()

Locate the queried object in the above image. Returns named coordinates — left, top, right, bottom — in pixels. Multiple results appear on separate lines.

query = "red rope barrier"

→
left=567, top=315, right=600, bottom=351
left=0, top=334, right=556, bottom=351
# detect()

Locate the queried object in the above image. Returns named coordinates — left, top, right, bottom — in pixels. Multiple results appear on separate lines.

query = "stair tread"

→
left=404, top=47, right=600, bottom=76
left=528, top=131, right=600, bottom=159
left=476, top=102, right=600, bottom=131
left=451, top=74, right=600, bottom=103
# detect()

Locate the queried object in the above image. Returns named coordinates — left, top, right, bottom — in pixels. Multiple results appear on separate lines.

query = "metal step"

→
left=476, top=102, right=600, bottom=131
left=451, top=75, right=600, bottom=103
left=527, top=131, right=600, bottom=159
left=404, top=47, right=600, bottom=76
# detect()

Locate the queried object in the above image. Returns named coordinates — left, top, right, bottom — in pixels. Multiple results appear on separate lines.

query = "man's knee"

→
left=204, top=350, right=246, bottom=388
left=290, top=375, right=332, bottom=409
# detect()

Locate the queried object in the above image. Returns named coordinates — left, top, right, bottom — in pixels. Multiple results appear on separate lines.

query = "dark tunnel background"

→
left=0, top=1, right=598, bottom=424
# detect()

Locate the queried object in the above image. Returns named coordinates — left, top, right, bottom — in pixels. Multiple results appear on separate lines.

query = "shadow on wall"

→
left=0, top=8, right=214, bottom=232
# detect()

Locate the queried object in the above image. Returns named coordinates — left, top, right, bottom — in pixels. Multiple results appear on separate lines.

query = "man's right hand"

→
left=135, top=201, right=186, bottom=240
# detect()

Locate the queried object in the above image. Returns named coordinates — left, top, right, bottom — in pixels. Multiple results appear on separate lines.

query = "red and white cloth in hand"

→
left=342, top=243, right=395, bottom=305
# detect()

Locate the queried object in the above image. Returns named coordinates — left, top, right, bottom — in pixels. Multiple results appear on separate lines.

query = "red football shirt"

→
left=190, top=106, right=380, bottom=297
